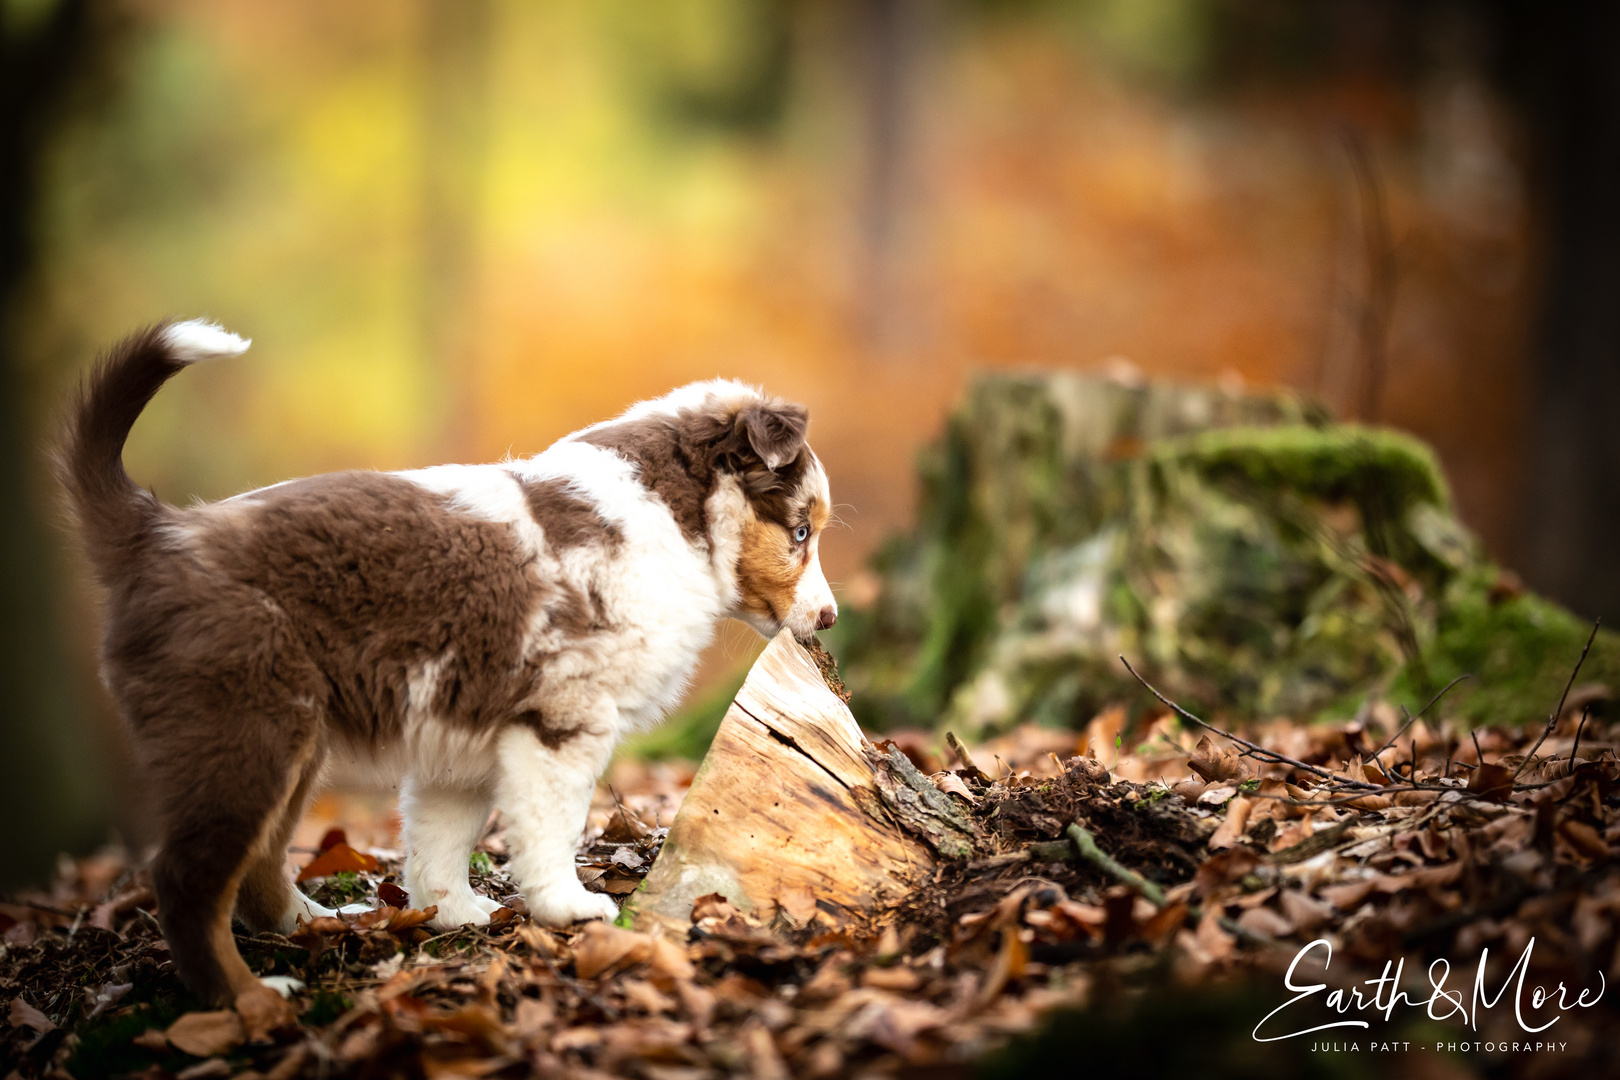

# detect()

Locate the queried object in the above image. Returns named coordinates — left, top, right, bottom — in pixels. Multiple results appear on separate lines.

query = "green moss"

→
left=69, top=1002, right=188, bottom=1078
left=1154, top=424, right=1450, bottom=513
left=308, top=869, right=368, bottom=907
left=304, top=990, right=352, bottom=1027
left=1386, top=569, right=1620, bottom=727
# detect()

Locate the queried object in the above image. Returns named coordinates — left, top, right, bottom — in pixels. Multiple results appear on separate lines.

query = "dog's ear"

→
left=733, top=400, right=808, bottom=470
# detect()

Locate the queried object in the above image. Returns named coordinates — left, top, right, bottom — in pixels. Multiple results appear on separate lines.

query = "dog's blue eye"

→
left=794, top=525, right=809, bottom=543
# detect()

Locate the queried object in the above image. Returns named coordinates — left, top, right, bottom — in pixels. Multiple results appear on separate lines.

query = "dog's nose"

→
left=816, top=606, right=837, bottom=630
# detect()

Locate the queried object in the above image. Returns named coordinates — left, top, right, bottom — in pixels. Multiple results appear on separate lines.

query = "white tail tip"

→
left=161, top=319, right=251, bottom=363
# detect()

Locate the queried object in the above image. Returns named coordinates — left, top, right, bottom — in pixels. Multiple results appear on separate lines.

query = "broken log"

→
left=625, top=631, right=969, bottom=937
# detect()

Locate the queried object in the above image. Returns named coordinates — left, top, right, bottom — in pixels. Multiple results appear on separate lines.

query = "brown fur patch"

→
left=186, top=472, right=548, bottom=739
left=576, top=416, right=718, bottom=543
left=577, top=395, right=813, bottom=541
left=518, top=476, right=623, bottom=550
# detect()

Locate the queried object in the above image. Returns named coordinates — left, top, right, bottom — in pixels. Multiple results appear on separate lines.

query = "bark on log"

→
left=624, top=631, right=960, bottom=938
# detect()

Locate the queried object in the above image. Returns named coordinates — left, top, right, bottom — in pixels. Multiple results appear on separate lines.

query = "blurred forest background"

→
left=3, top=0, right=1617, bottom=888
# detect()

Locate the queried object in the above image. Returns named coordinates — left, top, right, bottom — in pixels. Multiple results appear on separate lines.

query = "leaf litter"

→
left=4, top=664, right=1620, bottom=1078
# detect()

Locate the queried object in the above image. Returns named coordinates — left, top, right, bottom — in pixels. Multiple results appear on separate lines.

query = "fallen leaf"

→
left=296, top=841, right=380, bottom=882
left=165, top=1010, right=245, bottom=1057
left=1558, top=818, right=1610, bottom=859
left=1468, top=762, right=1516, bottom=802
left=976, top=926, right=1029, bottom=1006
left=9, top=996, right=54, bottom=1033
left=378, top=881, right=410, bottom=908
left=690, top=893, right=740, bottom=923
left=601, top=805, right=654, bottom=844
left=176, top=1058, right=232, bottom=1080
left=235, top=984, right=296, bottom=1040
left=1208, top=795, right=1253, bottom=851
left=1188, top=735, right=1250, bottom=784
left=1236, top=905, right=1294, bottom=939
left=86, top=981, right=133, bottom=1020
left=573, top=921, right=655, bottom=979
left=861, top=966, right=922, bottom=991
left=928, top=771, right=979, bottom=803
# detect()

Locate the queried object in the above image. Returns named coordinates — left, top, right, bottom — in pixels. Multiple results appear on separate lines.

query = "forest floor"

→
left=4, top=680, right=1619, bottom=1080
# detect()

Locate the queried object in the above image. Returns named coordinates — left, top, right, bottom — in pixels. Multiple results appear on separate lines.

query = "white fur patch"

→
left=161, top=319, right=251, bottom=363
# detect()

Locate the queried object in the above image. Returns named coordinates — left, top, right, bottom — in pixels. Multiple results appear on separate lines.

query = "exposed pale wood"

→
left=625, top=631, right=937, bottom=938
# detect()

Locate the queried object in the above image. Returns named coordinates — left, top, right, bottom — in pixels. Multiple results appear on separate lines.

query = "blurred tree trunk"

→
left=418, top=0, right=491, bottom=455
left=0, top=0, right=129, bottom=889
left=1515, top=0, right=1620, bottom=623
left=854, top=0, right=925, bottom=350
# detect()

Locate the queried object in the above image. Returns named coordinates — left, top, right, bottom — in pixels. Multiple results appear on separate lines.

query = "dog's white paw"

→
left=473, top=895, right=505, bottom=916
left=422, top=890, right=497, bottom=930
left=278, top=891, right=340, bottom=934
left=259, top=975, right=306, bottom=999
left=527, top=885, right=620, bottom=927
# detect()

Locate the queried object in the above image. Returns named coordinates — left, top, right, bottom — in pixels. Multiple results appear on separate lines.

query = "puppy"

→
left=59, top=320, right=836, bottom=1007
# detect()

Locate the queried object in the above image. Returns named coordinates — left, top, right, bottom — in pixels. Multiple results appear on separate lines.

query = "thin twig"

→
left=1119, top=656, right=1380, bottom=790
left=1370, top=675, right=1471, bottom=760
left=1066, top=823, right=1166, bottom=907
left=945, top=731, right=992, bottom=783
left=1571, top=706, right=1592, bottom=765
left=1513, top=619, right=1601, bottom=780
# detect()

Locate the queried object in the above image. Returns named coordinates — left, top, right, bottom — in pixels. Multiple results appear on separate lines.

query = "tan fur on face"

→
left=736, top=516, right=800, bottom=622
left=735, top=494, right=829, bottom=623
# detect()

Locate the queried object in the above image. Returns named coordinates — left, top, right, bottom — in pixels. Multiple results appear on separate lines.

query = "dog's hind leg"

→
left=146, top=719, right=314, bottom=1008
left=234, top=745, right=334, bottom=935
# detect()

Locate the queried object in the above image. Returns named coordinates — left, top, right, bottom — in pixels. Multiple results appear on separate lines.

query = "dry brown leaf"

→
left=928, top=771, right=979, bottom=803
left=1559, top=818, right=1610, bottom=859
left=175, top=1058, right=232, bottom=1080
left=1278, top=889, right=1333, bottom=932
left=690, top=892, right=740, bottom=923
left=234, top=984, right=296, bottom=1040
left=1319, top=879, right=1378, bottom=910
left=742, top=1020, right=791, bottom=1080
left=1468, top=761, right=1516, bottom=802
left=1194, top=847, right=1260, bottom=897
left=1235, top=905, right=1294, bottom=939
left=861, top=965, right=922, bottom=991
left=295, top=841, right=380, bottom=883
left=1192, top=909, right=1235, bottom=961
left=1188, top=735, right=1250, bottom=784
left=165, top=1009, right=245, bottom=1057
left=1208, top=795, right=1253, bottom=851
left=573, top=921, right=655, bottom=979
left=976, top=926, right=1029, bottom=1006
left=8, top=996, right=54, bottom=1033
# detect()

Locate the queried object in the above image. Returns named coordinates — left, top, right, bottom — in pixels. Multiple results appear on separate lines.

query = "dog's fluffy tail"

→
left=59, top=320, right=250, bottom=578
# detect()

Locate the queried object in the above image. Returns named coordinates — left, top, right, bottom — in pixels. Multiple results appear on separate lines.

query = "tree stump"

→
left=624, top=631, right=963, bottom=938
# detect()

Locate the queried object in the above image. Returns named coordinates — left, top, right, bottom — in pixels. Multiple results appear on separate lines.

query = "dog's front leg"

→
left=401, top=779, right=501, bottom=930
left=494, top=706, right=621, bottom=926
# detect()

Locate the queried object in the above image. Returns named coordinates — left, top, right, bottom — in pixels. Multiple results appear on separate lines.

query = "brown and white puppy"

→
left=59, top=320, right=836, bottom=1007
